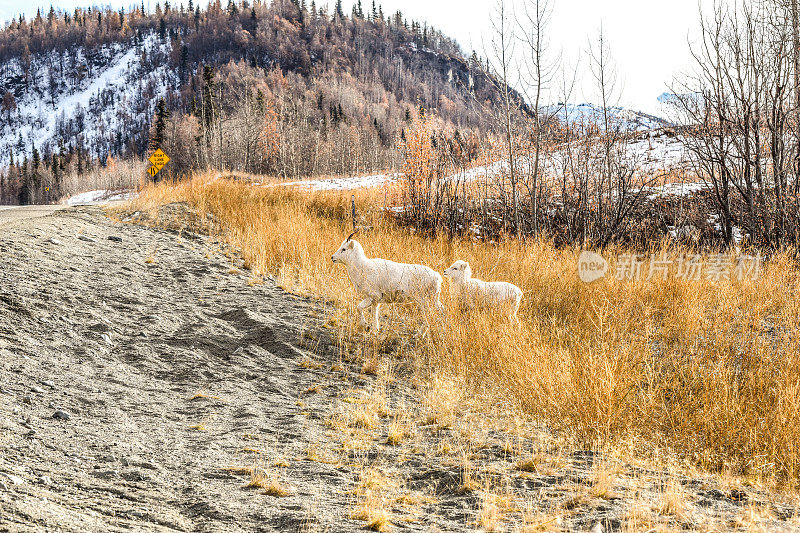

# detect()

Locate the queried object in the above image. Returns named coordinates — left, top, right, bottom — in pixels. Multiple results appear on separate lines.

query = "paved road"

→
left=0, top=205, right=65, bottom=227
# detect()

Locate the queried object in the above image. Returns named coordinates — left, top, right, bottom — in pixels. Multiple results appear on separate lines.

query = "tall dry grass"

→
left=129, top=173, right=800, bottom=485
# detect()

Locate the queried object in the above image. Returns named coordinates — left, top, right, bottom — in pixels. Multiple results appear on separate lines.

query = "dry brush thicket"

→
left=397, top=0, right=800, bottom=250
left=668, top=0, right=800, bottom=248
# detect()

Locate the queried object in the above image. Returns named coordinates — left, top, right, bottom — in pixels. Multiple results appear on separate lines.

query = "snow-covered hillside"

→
left=275, top=130, right=689, bottom=192
left=0, top=33, right=177, bottom=167
left=543, top=103, right=672, bottom=132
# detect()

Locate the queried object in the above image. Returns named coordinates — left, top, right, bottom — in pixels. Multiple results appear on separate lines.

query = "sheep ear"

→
left=346, top=240, right=355, bottom=249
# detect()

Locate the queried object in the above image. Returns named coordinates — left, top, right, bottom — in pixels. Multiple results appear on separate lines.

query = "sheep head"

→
left=444, top=260, right=471, bottom=282
left=332, top=235, right=364, bottom=264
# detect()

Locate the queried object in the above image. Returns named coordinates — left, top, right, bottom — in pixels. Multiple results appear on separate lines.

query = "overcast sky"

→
left=0, top=0, right=706, bottom=116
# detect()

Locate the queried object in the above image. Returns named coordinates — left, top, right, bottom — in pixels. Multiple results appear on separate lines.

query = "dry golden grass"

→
left=298, top=356, right=325, bottom=369
left=349, top=501, right=390, bottom=532
left=653, top=481, right=690, bottom=522
left=223, top=465, right=255, bottom=475
left=730, top=503, right=778, bottom=531
left=190, top=391, right=224, bottom=402
left=244, top=468, right=291, bottom=497
left=128, top=174, right=800, bottom=486
left=477, top=493, right=503, bottom=531
left=621, top=502, right=657, bottom=532
left=520, top=504, right=565, bottom=532
left=386, top=416, right=412, bottom=446
left=457, top=454, right=481, bottom=494
left=349, top=468, right=396, bottom=531
left=590, top=461, right=619, bottom=499
left=516, top=456, right=542, bottom=474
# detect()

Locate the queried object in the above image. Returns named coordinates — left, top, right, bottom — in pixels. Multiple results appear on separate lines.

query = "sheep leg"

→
left=413, top=298, right=435, bottom=338
left=434, top=292, right=444, bottom=313
left=357, top=297, right=375, bottom=329
left=511, top=299, right=521, bottom=325
left=371, top=303, right=381, bottom=333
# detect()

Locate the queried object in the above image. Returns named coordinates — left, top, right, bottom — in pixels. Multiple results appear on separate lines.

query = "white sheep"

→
left=331, top=232, right=444, bottom=332
left=443, top=260, right=522, bottom=322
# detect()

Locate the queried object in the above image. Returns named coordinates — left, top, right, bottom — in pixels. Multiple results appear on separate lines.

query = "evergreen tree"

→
left=201, top=66, right=216, bottom=129
left=150, top=98, right=170, bottom=150
left=31, top=148, right=40, bottom=204
left=255, top=89, right=265, bottom=112
left=1, top=91, right=16, bottom=121
left=18, top=161, right=30, bottom=205
left=49, top=153, right=59, bottom=201
left=179, top=43, right=189, bottom=79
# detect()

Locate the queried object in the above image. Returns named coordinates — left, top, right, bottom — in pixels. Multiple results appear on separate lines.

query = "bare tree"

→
left=518, top=0, right=558, bottom=236
left=486, top=0, right=522, bottom=237
left=584, top=26, right=655, bottom=246
left=671, top=0, right=800, bottom=247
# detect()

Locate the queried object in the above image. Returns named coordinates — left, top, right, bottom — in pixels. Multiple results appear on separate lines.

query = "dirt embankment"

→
left=1, top=205, right=799, bottom=532
left=0, top=205, right=361, bottom=531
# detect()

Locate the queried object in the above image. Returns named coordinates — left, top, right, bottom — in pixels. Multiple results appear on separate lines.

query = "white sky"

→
left=0, top=0, right=707, bottom=116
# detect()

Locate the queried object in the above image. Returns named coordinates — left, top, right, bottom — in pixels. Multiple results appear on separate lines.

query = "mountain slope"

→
left=0, top=33, right=174, bottom=168
left=0, top=1, right=512, bottom=174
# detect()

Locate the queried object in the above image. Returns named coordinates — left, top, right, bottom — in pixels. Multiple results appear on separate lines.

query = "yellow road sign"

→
left=148, top=148, right=170, bottom=171
left=147, top=165, right=159, bottom=178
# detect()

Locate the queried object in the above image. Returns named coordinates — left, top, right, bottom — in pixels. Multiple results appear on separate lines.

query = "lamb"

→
left=331, top=232, right=443, bottom=332
left=443, top=260, right=522, bottom=322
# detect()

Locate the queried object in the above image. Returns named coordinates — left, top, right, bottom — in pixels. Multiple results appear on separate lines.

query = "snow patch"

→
left=274, top=174, right=400, bottom=191
left=66, top=189, right=137, bottom=205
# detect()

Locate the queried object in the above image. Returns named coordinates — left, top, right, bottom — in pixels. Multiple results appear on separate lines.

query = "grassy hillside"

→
left=130, top=173, right=800, bottom=487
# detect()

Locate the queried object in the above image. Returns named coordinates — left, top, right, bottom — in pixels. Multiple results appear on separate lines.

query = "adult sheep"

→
left=443, top=260, right=522, bottom=322
left=332, top=232, right=443, bottom=333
